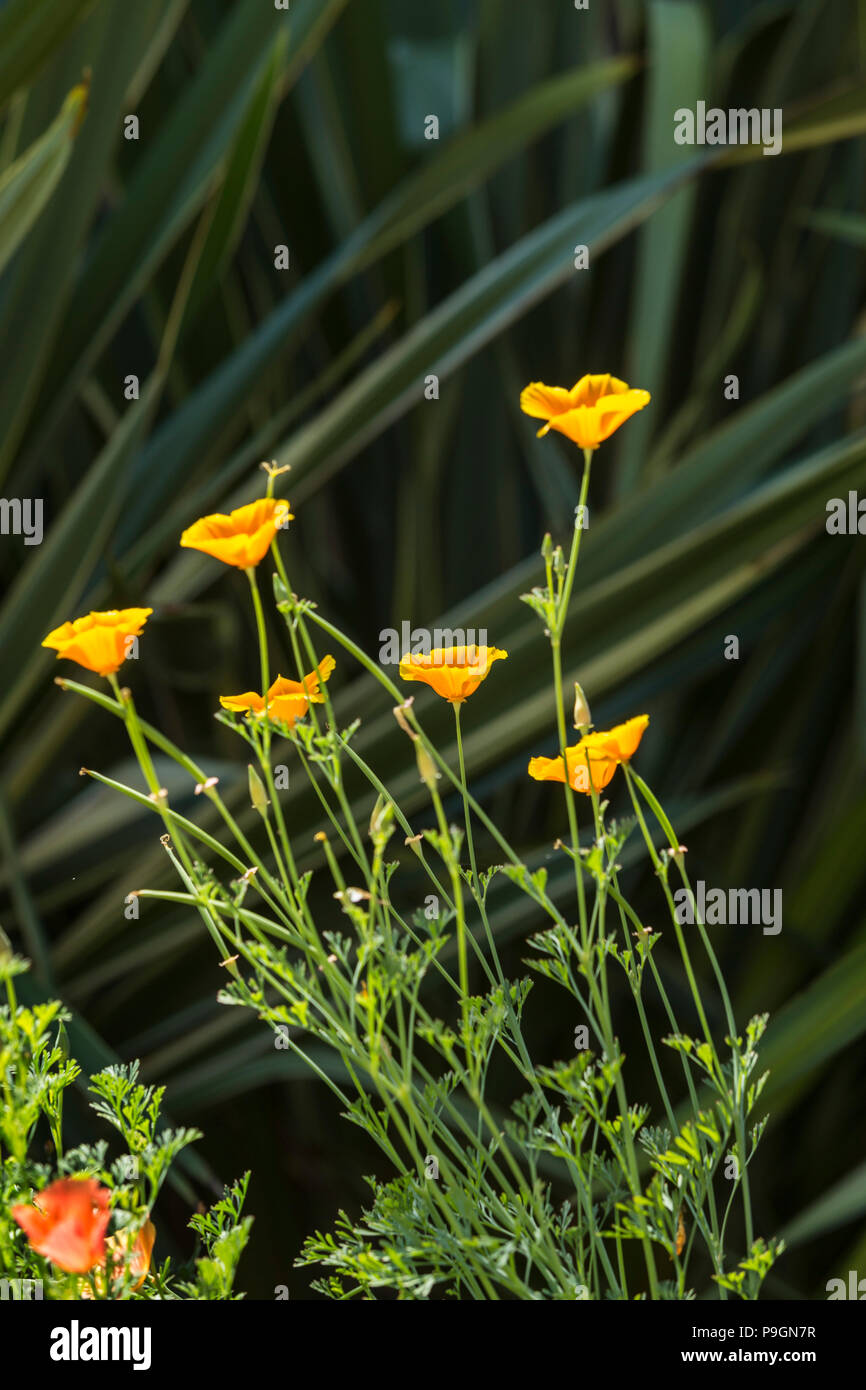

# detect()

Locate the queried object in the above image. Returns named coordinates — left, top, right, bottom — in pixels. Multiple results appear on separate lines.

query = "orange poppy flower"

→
left=180, top=498, right=292, bottom=569
left=528, top=715, right=649, bottom=795
left=528, top=739, right=619, bottom=795
left=12, top=1177, right=111, bottom=1274
left=108, top=1219, right=156, bottom=1291
left=520, top=374, right=650, bottom=451
left=220, top=657, right=335, bottom=727
left=398, top=645, right=507, bottom=704
left=78, top=1217, right=157, bottom=1298
left=41, top=609, right=153, bottom=677
left=604, top=714, right=649, bottom=761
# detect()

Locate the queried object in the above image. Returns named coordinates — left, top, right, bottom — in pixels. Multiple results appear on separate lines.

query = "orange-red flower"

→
left=180, top=498, right=292, bottom=569
left=78, top=1217, right=157, bottom=1298
left=528, top=715, right=649, bottom=795
left=41, top=609, right=152, bottom=677
left=220, top=657, right=335, bottom=727
left=398, top=645, right=507, bottom=704
left=12, top=1177, right=111, bottom=1273
left=520, top=374, right=650, bottom=451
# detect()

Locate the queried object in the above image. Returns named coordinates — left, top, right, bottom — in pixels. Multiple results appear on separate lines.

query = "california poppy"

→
left=528, top=739, right=619, bottom=795
left=520, top=374, right=650, bottom=451
left=107, top=1219, right=156, bottom=1291
left=220, top=657, right=335, bottom=728
left=528, top=715, right=649, bottom=795
left=180, top=498, right=292, bottom=569
left=398, top=645, right=507, bottom=704
left=12, top=1177, right=111, bottom=1274
left=41, top=609, right=152, bottom=678
left=78, top=1217, right=157, bottom=1298
left=602, top=714, right=649, bottom=761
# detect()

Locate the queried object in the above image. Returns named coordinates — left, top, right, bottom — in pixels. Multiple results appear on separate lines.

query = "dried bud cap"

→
left=541, top=532, right=553, bottom=563
left=261, top=459, right=291, bottom=479
left=334, top=888, right=371, bottom=905
left=572, top=681, right=591, bottom=730
left=248, top=764, right=270, bottom=818
left=392, top=698, right=416, bottom=740
left=0, top=924, right=12, bottom=967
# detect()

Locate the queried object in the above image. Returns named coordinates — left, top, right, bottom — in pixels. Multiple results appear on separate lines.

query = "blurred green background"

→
left=1, top=0, right=866, bottom=1298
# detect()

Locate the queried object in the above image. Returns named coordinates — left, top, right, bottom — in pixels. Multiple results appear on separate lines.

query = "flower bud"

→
left=416, top=742, right=440, bottom=789
left=573, top=681, right=592, bottom=730
left=368, top=794, right=393, bottom=842
left=248, top=764, right=270, bottom=818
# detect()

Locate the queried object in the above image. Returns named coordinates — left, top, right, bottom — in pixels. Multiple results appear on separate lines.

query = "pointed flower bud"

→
left=573, top=681, right=592, bottom=730
left=248, top=764, right=270, bottom=818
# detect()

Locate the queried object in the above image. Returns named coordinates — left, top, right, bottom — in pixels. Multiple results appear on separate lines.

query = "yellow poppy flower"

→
left=528, top=740, right=619, bottom=795
left=112, top=1218, right=156, bottom=1291
left=180, top=498, right=292, bottom=569
left=220, top=657, right=335, bottom=727
left=80, top=1219, right=157, bottom=1298
left=520, top=374, right=650, bottom=450
left=41, top=609, right=153, bottom=677
left=528, top=714, right=649, bottom=795
left=604, top=714, right=649, bottom=761
left=398, top=645, right=507, bottom=704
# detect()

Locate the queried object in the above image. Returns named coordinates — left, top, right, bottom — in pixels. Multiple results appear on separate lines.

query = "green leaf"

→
left=0, top=0, right=97, bottom=111
left=782, top=1161, right=866, bottom=1248
left=184, top=29, right=288, bottom=323
left=0, top=81, right=87, bottom=276
left=800, top=208, right=866, bottom=249
left=719, top=81, right=866, bottom=164
left=759, top=942, right=866, bottom=1111
left=0, top=0, right=175, bottom=480
left=617, top=0, right=710, bottom=492
left=0, top=376, right=161, bottom=738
